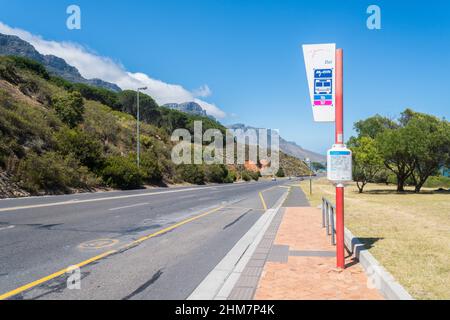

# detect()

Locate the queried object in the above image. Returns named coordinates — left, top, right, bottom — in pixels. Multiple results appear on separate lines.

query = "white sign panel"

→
left=327, top=145, right=352, bottom=183
left=302, top=43, right=336, bottom=122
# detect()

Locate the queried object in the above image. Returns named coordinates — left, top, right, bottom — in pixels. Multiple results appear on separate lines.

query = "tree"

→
left=353, top=114, right=398, bottom=139
left=52, top=91, right=84, bottom=128
left=404, top=113, right=450, bottom=192
left=311, top=162, right=326, bottom=171
left=117, top=90, right=160, bottom=124
left=377, top=127, right=415, bottom=192
left=349, top=136, right=384, bottom=193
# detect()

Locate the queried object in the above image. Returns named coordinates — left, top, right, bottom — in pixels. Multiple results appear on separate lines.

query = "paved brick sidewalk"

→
left=229, top=186, right=383, bottom=300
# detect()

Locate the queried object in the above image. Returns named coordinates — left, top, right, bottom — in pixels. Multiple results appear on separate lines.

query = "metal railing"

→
left=322, top=197, right=335, bottom=245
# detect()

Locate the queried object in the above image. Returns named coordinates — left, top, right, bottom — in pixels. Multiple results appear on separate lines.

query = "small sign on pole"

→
left=302, top=43, right=336, bottom=122
left=327, top=145, right=352, bottom=183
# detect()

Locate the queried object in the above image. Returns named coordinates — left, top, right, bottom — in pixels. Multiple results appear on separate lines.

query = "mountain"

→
left=163, top=102, right=216, bottom=120
left=228, top=123, right=326, bottom=163
left=0, top=33, right=121, bottom=92
left=0, top=56, right=309, bottom=197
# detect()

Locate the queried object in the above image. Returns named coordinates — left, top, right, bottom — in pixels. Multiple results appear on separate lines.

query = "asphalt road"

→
left=0, top=179, right=294, bottom=300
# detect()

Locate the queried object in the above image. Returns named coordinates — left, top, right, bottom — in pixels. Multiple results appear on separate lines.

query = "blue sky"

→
left=1, top=0, right=449, bottom=154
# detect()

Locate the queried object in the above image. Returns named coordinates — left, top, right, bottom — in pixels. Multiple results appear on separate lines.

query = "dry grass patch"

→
left=298, top=178, right=450, bottom=300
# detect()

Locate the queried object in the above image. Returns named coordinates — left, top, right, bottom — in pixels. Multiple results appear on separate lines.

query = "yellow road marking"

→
left=259, top=192, right=268, bottom=211
left=0, top=206, right=223, bottom=300
left=0, top=250, right=115, bottom=300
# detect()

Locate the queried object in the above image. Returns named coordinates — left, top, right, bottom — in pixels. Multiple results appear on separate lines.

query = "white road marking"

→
left=0, top=187, right=214, bottom=213
left=108, top=203, right=149, bottom=211
left=0, top=181, right=277, bottom=213
left=0, top=225, right=15, bottom=231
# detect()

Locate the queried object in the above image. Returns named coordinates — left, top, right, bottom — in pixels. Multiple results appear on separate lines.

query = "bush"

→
left=224, top=170, right=237, bottom=183
left=52, top=91, right=85, bottom=128
left=0, top=62, right=21, bottom=84
left=241, top=171, right=252, bottom=182
left=276, top=167, right=285, bottom=178
left=250, top=171, right=260, bottom=181
left=140, top=151, right=163, bottom=183
left=177, top=164, right=205, bottom=185
left=56, top=128, right=105, bottom=171
left=16, top=152, right=94, bottom=193
left=204, top=164, right=228, bottom=183
left=423, top=176, right=450, bottom=189
left=9, top=56, right=50, bottom=80
left=101, top=155, right=143, bottom=189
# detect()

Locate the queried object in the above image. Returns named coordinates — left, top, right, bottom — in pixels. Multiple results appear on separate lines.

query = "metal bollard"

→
left=322, top=198, right=326, bottom=228
left=330, top=206, right=336, bottom=245
left=326, top=202, right=331, bottom=236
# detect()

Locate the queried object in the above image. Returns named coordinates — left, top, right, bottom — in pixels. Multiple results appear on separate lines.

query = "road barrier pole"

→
left=335, top=48, right=345, bottom=269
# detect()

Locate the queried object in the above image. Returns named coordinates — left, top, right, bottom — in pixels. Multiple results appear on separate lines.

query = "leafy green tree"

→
left=377, top=127, right=415, bottom=192
left=52, top=91, right=85, bottom=128
left=353, top=114, right=398, bottom=139
left=349, top=136, right=384, bottom=193
left=404, top=113, right=450, bottom=192
left=311, top=162, right=326, bottom=171
left=117, top=90, right=160, bottom=124
left=158, top=108, right=188, bottom=133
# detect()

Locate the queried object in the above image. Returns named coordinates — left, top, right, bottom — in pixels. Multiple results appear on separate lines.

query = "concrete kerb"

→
left=187, top=190, right=289, bottom=300
left=343, top=227, right=414, bottom=300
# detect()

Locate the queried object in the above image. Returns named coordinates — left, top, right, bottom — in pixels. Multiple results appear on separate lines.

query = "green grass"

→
left=299, top=178, right=450, bottom=300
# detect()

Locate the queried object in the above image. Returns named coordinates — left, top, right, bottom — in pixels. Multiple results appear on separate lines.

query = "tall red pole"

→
left=335, top=49, right=345, bottom=269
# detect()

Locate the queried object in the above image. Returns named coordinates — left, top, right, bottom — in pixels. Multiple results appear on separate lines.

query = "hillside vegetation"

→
left=0, top=56, right=309, bottom=196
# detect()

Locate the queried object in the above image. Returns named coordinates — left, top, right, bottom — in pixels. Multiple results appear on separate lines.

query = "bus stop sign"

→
left=302, top=43, right=336, bottom=122
left=327, top=145, right=352, bottom=184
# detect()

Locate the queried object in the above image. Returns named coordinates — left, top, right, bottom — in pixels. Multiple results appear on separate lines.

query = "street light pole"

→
left=306, top=158, right=312, bottom=195
left=136, top=87, right=147, bottom=168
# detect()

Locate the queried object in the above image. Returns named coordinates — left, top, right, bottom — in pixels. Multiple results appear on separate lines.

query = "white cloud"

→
left=0, top=22, right=226, bottom=118
left=193, top=84, right=212, bottom=98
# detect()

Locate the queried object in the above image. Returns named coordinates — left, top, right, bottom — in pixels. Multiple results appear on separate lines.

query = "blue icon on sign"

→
left=314, top=69, right=333, bottom=79
left=314, top=79, right=332, bottom=94
left=314, top=69, right=333, bottom=96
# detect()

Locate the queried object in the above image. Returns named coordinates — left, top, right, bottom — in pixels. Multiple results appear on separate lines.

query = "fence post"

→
left=322, top=198, right=326, bottom=228
left=326, top=201, right=331, bottom=235
left=330, top=206, right=336, bottom=245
